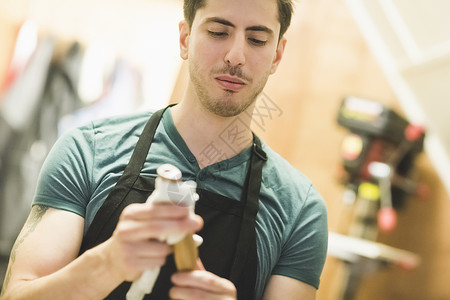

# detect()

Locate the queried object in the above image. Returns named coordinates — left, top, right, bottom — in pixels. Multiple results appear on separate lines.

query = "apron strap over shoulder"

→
left=230, top=135, right=266, bottom=300
left=79, top=106, right=171, bottom=254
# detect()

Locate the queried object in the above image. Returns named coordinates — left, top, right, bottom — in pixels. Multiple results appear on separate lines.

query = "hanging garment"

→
left=0, top=20, right=38, bottom=97
left=79, top=106, right=267, bottom=299
left=0, top=36, right=55, bottom=255
left=58, top=58, right=143, bottom=134
left=0, top=39, right=83, bottom=256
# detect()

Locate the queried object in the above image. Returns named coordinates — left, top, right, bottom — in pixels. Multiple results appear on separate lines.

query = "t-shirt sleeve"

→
left=271, top=184, right=328, bottom=289
left=32, top=123, right=96, bottom=218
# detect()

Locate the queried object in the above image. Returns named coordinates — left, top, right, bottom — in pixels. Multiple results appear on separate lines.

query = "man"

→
left=1, top=0, right=328, bottom=299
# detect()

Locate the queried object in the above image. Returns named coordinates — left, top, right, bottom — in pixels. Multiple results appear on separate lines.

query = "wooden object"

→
left=173, top=234, right=199, bottom=271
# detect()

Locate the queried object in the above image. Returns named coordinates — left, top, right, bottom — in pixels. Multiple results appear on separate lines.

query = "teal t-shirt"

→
left=33, top=109, right=328, bottom=299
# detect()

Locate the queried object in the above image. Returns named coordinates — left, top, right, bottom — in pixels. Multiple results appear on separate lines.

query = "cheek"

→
left=251, top=53, right=275, bottom=75
left=190, top=43, right=222, bottom=70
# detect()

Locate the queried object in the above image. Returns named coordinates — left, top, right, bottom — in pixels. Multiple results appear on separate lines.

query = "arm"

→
left=1, top=202, right=202, bottom=300
left=262, top=275, right=316, bottom=300
left=1, top=205, right=123, bottom=300
left=261, top=183, right=327, bottom=300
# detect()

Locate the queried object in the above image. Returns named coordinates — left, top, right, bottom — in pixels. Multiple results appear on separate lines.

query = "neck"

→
left=171, top=91, right=255, bottom=168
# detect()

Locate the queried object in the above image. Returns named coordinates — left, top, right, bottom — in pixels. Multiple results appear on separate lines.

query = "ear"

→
left=270, top=37, right=287, bottom=74
left=179, top=20, right=190, bottom=60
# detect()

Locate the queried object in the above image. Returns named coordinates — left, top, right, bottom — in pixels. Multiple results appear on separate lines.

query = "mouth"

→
left=215, top=75, right=246, bottom=92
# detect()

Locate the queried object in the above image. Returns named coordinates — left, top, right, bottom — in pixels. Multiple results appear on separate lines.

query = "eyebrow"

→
left=204, top=17, right=274, bottom=36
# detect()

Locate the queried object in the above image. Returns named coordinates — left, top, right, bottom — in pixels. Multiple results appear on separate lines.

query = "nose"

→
left=224, top=33, right=246, bottom=67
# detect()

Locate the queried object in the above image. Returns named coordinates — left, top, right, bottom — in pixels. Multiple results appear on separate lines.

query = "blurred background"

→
left=0, top=0, right=449, bottom=299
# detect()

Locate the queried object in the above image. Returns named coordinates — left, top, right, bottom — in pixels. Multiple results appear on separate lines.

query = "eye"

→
left=208, top=30, right=228, bottom=38
left=249, top=38, right=267, bottom=46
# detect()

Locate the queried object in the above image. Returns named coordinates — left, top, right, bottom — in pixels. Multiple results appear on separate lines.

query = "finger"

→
left=126, top=256, right=168, bottom=274
left=171, top=270, right=236, bottom=294
left=170, top=286, right=229, bottom=300
left=129, top=240, right=173, bottom=258
left=121, top=202, right=193, bottom=221
left=112, top=241, right=172, bottom=275
left=115, top=217, right=203, bottom=241
left=196, top=258, right=205, bottom=271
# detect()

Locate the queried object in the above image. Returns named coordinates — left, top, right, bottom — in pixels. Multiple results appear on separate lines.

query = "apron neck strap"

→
left=230, top=134, right=267, bottom=298
left=123, top=105, right=173, bottom=176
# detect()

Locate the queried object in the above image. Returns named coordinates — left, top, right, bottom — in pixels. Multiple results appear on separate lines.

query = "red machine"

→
left=337, top=96, right=426, bottom=233
left=330, top=97, right=426, bottom=300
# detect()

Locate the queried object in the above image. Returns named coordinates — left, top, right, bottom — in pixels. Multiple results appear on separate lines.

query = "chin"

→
left=205, top=98, right=254, bottom=118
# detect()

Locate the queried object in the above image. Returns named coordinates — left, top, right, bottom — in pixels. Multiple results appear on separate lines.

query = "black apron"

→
left=79, top=106, right=267, bottom=299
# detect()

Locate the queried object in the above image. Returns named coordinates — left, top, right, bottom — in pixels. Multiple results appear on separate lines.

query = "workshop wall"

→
left=171, top=1, right=450, bottom=299
left=257, top=1, right=450, bottom=300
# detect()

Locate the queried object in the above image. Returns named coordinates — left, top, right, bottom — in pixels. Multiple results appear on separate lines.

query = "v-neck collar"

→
left=161, top=108, right=252, bottom=173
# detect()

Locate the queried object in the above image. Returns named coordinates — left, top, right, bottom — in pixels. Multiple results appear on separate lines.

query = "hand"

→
left=170, top=270, right=237, bottom=300
left=102, top=202, right=203, bottom=281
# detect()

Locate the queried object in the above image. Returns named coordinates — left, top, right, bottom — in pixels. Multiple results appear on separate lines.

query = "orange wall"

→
left=260, top=1, right=450, bottom=299
left=171, top=0, right=450, bottom=299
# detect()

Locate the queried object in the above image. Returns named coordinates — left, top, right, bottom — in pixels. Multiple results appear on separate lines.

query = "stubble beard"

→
left=189, top=61, right=270, bottom=118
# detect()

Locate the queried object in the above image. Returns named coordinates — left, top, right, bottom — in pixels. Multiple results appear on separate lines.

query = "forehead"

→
left=194, top=0, right=280, bottom=32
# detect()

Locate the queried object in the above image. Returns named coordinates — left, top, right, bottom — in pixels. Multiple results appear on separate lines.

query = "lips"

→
left=215, top=75, right=246, bottom=91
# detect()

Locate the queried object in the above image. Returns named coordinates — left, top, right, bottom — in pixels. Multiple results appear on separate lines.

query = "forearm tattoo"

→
left=1, top=205, right=49, bottom=295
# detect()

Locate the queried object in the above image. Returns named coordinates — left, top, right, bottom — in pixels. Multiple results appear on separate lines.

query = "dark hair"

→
left=183, top=0, right=294, bottom=40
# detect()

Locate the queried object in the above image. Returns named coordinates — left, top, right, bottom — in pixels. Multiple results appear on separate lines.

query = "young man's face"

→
left=179, top=0, right=286, bottom=117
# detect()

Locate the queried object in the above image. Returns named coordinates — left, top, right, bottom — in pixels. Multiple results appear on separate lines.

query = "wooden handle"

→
left=173, top=234, right=198, bottom=271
